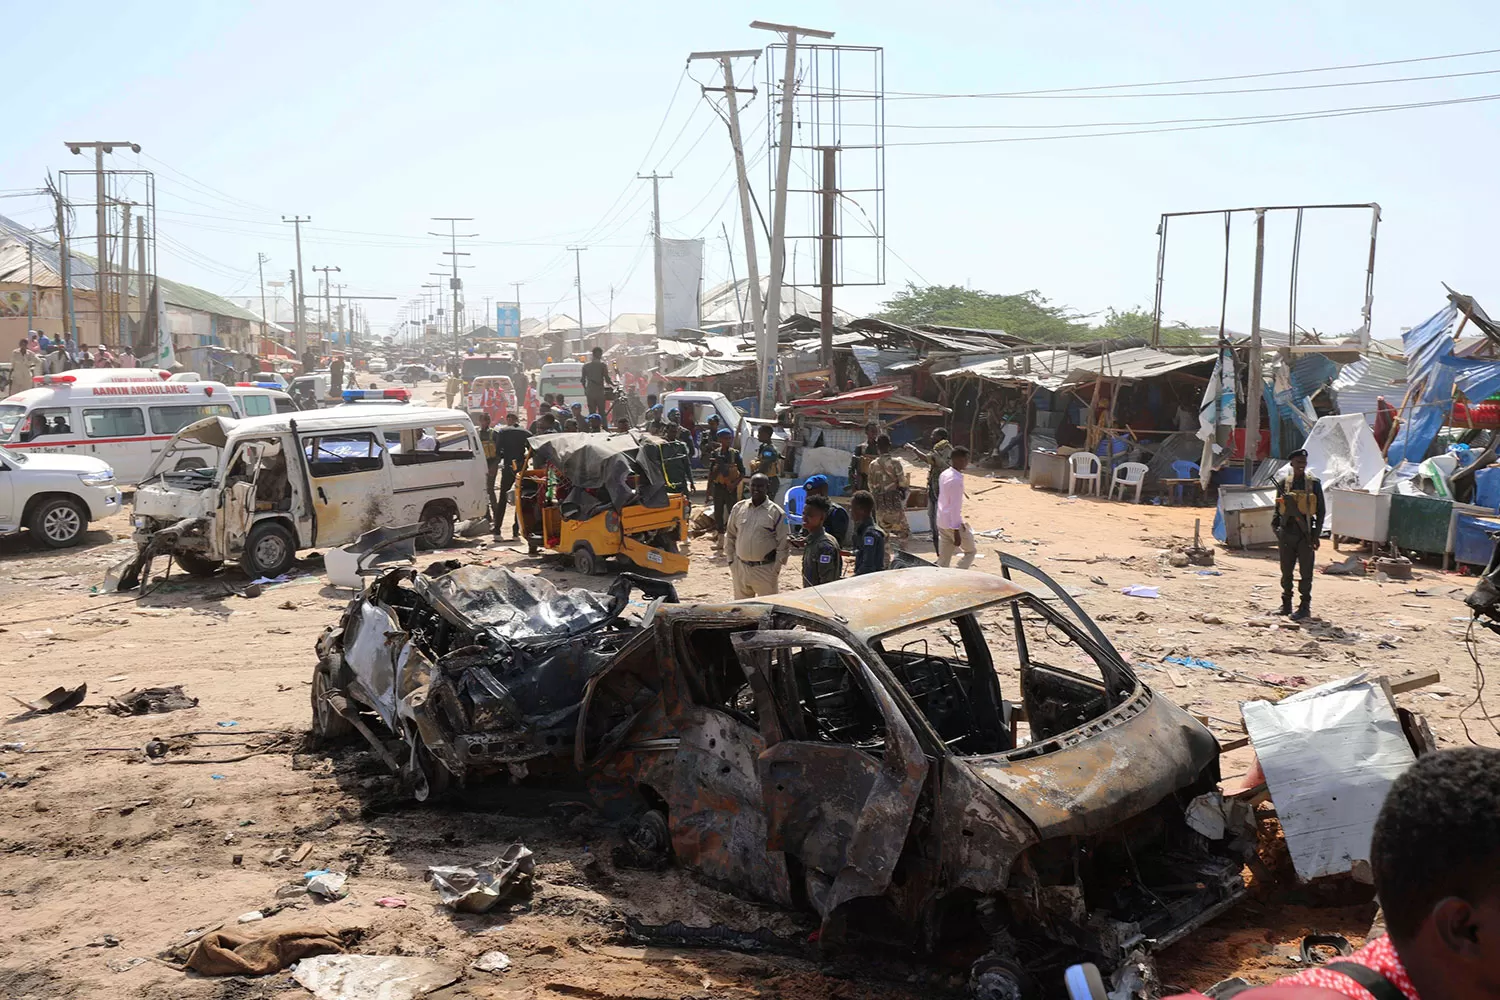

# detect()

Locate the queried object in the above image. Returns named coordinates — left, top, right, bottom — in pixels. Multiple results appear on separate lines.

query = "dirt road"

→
left=2, top=425, right=1497, bottom=999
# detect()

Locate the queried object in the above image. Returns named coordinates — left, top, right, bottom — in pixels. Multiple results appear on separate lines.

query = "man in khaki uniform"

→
left=725, top=474, right=790, bottom=598
left=9, top=337, right=38, bottom=394
left=867, top=434, right=910, bottom=548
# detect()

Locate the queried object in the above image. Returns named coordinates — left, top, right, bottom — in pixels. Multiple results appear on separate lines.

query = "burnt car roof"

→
left=727, top=566, right=1030, bottom=639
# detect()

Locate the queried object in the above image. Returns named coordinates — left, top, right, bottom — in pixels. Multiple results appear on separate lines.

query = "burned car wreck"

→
left=314, top=557, right=1253, bottom=987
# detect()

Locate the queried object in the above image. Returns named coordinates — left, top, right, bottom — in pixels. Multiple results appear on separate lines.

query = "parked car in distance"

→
left=0, top=447, right=123, bottom=548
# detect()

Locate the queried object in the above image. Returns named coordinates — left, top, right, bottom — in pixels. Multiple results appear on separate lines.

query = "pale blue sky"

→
left=5, top=1, right=1498, bottom=340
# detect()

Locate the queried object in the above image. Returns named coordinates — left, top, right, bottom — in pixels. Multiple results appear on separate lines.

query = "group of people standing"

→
left=7, top=333, right=135, bottom=391
left=713, top=419, right=982, bottom=598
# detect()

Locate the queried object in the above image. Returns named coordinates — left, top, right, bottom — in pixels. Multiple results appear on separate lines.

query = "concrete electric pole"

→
left=313, top=265, right=340, bottom=352
left=568, top=246, right=587, bottom=350
left=818, top=145, right=838, bottom=369
left=430, top=218, right=476, bottom=361
left=750, top=22, right=834, bottom=415
left=636, top=172, right=672, bottom=339
left=282, top=216, right=310, bottom=356
left=690, top=49, right=764, bottom=351
left=257, top=253, right=269, bottom=342
left=65, top=140, right=140, bottom=345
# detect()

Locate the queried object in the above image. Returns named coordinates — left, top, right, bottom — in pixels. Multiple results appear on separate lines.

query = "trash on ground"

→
left=217, top=720, right=237, bottom=728
left=237, top=910, right=265, bottom=923
left=425, top=843, right=534, bottom=913
left=184, top=927, right=348, bottom=976
left=374, top=896, right=408, bottom=908
left=1256, top=672, right=1310, bottom=688
left=1120, top=585, right=1160, bottom=599
left=1163, top=654, right=1217, bottom=671
left=1241, top=674, right=1418, bottom=882
left=1321, top=554, right=1367, bottom=577
left=291, top=954, right=460, bottom=1000
left=1268, top=641, right=1326, bottom=658
left=306, top=871, right=348, bottom=900
left=106, top=685, right=198, bottom=716
left=472, top=950, right=512, bottom=973
left=8, top=683, right=87, bottom=716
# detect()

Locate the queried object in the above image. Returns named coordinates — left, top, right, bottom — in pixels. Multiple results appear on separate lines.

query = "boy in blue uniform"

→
left=800, top=495, right=843, bottom=587
left=849, top=490, right=887, bottom=575
left=801, top=475, right=850, bottom=546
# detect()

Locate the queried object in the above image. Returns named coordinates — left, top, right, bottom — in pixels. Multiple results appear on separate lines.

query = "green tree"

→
left=876, top=286, right=1208, bottom=346
left=875, top=283, right=1090, bottom=343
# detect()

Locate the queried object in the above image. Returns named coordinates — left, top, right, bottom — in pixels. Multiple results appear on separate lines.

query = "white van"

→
left=537, top=361, right=586, bottom=409
left=127, top=405, right=489, bottom=580
left=229, top=382, right=299, bottom=418
left=1, top=371, right=238, bottom=485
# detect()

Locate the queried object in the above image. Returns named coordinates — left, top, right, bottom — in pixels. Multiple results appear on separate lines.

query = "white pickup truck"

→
left=0, top=449, right=123, bottom=547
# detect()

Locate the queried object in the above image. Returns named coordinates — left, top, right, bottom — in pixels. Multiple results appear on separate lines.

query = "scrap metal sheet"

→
left=1242, top=676, right=1415, bottom=881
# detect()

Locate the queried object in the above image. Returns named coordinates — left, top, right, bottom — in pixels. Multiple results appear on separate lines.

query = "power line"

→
left=884, top=91, right=1500, bottom=146
left=887, top=45, right=1500, bottom=98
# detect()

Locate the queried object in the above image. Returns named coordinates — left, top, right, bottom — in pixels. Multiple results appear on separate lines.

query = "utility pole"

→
left=691, top=50, right=764, bottom=348
left=282, top=215, right=309, bottom=356
left=818, top=145, right=838, bottom=369
left=50, top=180, right=77, bottom=344
left=721, top=222, right=744, bottom=327
left=25, top=238, right=34, bottom=334
left=751, top=24, right=833, bottom=413
left=636, top=172, right=672, bottom=338
left=1243, top=209, right=1267, bottom=481
left=136, top=216, right=147, bottom=331
left=568, top=246, right=587, bottom=351
left=313, top=265, right=339, bottom=354
left=118, top=200, right=131, bottom=346
left=257, top=253, right=269, bottom=342
left=430, top=217, right=476, bottom=362
left=65, top=141, right=140, bottom=345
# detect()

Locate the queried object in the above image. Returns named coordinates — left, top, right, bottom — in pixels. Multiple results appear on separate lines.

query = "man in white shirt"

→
left=935, top=445, right=976, bottom=569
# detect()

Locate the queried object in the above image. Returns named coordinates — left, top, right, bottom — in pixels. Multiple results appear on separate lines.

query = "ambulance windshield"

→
left=0, top=404, right=25, bottom=439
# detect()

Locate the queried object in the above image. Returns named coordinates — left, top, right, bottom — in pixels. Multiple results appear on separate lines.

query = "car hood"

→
left=963, top=689, right=1218, bottom=840
left=10, top=452, right=113, bottom=476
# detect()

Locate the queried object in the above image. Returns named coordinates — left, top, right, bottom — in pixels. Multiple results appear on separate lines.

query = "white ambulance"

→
left=0, top=370, right=238, bottom=485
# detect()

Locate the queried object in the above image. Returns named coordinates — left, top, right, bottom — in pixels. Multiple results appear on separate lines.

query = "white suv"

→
left=0, top=450, right=123, bottom=548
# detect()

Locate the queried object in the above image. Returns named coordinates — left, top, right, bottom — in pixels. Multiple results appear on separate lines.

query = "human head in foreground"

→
left=1233, top=746, right=1500, bottom=1000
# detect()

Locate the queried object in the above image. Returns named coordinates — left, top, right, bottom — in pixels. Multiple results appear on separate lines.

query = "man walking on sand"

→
left=935, top=445, right=976, bottom=569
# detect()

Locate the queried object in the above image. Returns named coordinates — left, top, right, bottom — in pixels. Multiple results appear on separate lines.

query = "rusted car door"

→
left=731, top=629, right=930, bottom=926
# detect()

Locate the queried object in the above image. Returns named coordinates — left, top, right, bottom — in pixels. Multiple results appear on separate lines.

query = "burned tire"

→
left=241, top=521, right=296, bottom=579
left=572, top=543, right=598, bottom=575
left=310, top=660, right=355, bottom=745
left=172, top=552, right=224, bottom=577
left=28, top=496, right=88, bottom=549
left=970, top=956, right=1040, bottom=1000
left=417, top=503, right=456, bottom=550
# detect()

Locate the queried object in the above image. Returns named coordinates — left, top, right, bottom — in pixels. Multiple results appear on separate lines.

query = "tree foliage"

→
left=875, top=284, right=1208, bottom=346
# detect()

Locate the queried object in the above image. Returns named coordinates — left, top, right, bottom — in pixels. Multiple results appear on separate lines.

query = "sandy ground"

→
left=3, top=391, right=1498, bottom=999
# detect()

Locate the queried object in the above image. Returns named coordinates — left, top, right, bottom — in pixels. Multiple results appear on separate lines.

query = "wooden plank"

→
left=1389, top=670, right=1441, bottom=695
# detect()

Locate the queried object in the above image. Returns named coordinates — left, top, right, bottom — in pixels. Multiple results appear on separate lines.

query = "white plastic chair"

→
left=1109, top=461, right=1149, bottom=503
left=1068, top=451, right=1102, bottom=496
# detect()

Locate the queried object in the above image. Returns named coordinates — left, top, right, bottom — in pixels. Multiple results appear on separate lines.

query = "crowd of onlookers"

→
left=7, top=331, right=139, bottom=391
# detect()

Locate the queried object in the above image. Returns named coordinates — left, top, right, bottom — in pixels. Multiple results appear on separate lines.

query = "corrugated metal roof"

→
left=1060, top=346, right=1215, bottom=384
left=664, top=356, right=754, bottom=379
left=936, top=348, right=1093, bottom=389
left=1330, top=355, right=1408, bottom=424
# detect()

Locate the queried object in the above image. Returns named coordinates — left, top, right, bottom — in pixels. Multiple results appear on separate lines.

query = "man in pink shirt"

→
left=935, top=445, right=976, bottom=569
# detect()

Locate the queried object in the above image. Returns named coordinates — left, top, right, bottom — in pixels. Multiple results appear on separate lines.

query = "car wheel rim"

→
left=254, top=535, right=287, bottom=568
left=43, top=506, right=81, bottom=542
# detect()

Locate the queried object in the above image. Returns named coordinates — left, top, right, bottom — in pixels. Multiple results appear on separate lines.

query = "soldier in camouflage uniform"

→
left=866, top=434, right=909, bottom=548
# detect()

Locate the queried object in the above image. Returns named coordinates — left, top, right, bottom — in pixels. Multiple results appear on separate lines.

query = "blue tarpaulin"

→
left=1386, top=305, right=1459, bottom=466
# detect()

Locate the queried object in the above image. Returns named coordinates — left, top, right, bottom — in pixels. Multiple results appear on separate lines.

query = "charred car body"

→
left=315, top=557, right=1251, bottom=983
